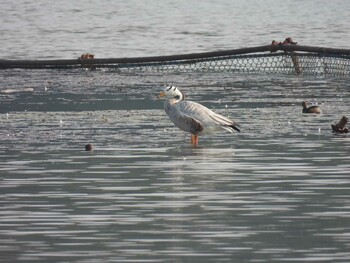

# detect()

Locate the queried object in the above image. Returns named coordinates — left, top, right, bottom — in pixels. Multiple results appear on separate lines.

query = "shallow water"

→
left=1, top=0, right=350, bottom=262
left=1, top=69, right=350, bottom=262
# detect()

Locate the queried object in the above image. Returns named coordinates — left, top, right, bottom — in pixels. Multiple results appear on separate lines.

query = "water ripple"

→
left=1, top=69, right=350, bottom=262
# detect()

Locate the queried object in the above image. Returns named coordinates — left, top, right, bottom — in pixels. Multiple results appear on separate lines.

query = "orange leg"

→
left=191, top=134, right=199, bottom=146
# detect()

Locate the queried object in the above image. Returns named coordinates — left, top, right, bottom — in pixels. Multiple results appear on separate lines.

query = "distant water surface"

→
left=1, top=0, right=350, bottom=59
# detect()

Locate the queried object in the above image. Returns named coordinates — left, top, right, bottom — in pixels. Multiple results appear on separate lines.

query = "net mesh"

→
left=114, top=53, right=350, bottom=77
left=1, top=45, right=350, bottom=78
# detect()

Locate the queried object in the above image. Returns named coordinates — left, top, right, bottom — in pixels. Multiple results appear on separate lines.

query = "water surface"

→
left=1, top=0, right=350, bottom=262
left=1, top=69, right=350, bottom=262
left=1, top=0, right=350, bottom=59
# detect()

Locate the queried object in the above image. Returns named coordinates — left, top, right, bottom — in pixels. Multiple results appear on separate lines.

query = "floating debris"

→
left=331, top=116, right=349, bottom=134
left=1, top=87, right=34, bottom=94
left=85, top=144, right=93, bottom=151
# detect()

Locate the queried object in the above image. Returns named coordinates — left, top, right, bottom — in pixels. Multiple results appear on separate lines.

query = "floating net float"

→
left=1, top=43, right=350, bottom=78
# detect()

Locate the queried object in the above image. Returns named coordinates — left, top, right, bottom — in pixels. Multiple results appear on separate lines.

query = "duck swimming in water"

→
left=302, top=101, right=322, bottom=114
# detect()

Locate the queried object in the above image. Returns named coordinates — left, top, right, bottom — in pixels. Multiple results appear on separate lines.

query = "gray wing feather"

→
left=165, top=100, right=240, bottom=133
left=165, top=101, right=204, bottom=134
left=175, top=114, right=203, bottom=134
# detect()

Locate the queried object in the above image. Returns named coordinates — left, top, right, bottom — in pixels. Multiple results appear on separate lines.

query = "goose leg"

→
left=191, top=134, right=199, bottom=146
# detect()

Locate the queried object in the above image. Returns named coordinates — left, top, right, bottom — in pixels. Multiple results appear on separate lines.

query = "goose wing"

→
left=165, top=101, right=204, bottom=134
left=209, top=112, right=241, bottom=132
left=166, top=100, right=240, bottom=133
left=179, top=101, right=240, bottom=132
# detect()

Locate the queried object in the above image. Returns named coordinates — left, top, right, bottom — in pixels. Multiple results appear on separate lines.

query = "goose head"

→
left=159, top=85, right=184, bottom=102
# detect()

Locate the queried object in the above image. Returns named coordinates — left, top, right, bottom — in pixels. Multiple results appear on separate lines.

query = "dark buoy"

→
left=85, top=144, right=93, bottom=151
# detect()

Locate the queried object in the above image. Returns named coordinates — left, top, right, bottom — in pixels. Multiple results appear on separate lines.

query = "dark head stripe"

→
left=166, top=86, right=177, bottom=91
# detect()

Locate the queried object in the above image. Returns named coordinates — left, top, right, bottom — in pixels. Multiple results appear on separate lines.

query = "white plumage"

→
left=159, top=86, right=240, bottom=145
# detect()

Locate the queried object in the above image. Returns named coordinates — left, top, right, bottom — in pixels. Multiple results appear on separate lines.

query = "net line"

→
left=1, top=45, right=350, bottom=77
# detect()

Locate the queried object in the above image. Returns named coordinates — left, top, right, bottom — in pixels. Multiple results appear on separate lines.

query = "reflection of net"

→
left=1, top=45, right=350, bottom=77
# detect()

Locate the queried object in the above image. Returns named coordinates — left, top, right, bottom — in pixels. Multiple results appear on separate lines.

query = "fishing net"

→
left=1, top=45, right=350, bottom=78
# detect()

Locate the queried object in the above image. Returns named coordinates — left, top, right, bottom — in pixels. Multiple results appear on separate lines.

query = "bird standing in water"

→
left=159, top=86, right=240, bottom=146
